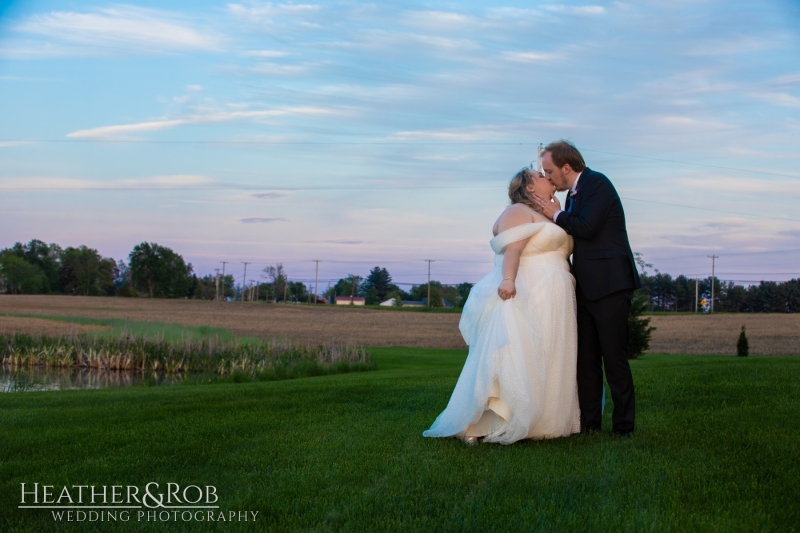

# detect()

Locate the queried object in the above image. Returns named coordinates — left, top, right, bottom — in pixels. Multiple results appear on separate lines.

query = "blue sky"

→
left=1, top=0, right=798, bottom=289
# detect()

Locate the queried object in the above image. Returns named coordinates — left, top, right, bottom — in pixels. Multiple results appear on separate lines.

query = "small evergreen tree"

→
left=628, top=291, right=655, bottom=359
left=737, top=325, right=749, bottom=357
left=388, top=290, right=404, bottom=307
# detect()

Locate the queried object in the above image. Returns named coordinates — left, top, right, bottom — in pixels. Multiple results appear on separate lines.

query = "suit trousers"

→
left=576, top=286, right=636, bottom=434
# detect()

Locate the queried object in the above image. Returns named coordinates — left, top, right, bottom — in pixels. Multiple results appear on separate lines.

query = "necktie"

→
left=566, top=190, right=575, bottom=213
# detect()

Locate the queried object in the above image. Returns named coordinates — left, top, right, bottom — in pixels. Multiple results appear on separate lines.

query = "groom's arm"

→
left=554, top=181, right=613, bottom=240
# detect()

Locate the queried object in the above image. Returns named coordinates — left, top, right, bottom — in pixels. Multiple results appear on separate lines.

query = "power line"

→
left=620, top=197, right=800, bottom=223
left=708, top=255, right=719, bottom=313
left=581, top=148, right=800, bottom=180
left=3, top=139, right=800, bottom=179
left=654, top=248, right=800, bottom=260
left=2, top=184, right=797, bottom=223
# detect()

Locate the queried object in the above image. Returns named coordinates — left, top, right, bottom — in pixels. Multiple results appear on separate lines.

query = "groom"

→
left=533, top=140, right=641, bottom=436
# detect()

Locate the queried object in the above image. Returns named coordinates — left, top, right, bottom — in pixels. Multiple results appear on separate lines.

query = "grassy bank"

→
left=1, top=350, right=799, bottom=532
left=2, top=313, right=250, bottom=343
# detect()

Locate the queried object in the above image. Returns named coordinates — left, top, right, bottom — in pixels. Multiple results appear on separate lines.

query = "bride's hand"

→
left=498, top=279, right=516, bottom=300
left=533, top=193, right=560, bottom=218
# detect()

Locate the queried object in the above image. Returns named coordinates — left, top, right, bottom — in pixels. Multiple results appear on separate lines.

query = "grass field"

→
left=1, top=348, right=798, bottom=532
left=2, top=295, right=799, bottom=354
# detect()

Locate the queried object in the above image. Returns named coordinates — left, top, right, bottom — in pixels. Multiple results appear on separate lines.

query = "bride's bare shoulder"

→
left=493, top=204, right=540, bottom=236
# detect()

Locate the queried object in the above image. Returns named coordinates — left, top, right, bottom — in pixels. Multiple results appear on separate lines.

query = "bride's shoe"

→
left=463, top=436, right=479, bottom=446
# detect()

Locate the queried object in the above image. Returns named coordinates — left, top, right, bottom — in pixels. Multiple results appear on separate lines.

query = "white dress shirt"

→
left=552, top=171, right=582, bottom=223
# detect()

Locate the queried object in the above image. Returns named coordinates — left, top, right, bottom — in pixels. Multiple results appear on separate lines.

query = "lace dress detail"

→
left=423, top=222, right=580, bottom=444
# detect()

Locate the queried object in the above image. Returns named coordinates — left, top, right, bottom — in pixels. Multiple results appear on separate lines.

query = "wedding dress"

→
left=423, top=222, right=580, bottom=444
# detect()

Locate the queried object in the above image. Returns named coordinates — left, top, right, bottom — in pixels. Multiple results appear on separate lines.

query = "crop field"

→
left=0, top=315, right=108, bottom=337
left=0, top=295, right=798, bottom=354
left=0, top=295, right=464, bottom=348
left=646, top=313, right=800, bottom=355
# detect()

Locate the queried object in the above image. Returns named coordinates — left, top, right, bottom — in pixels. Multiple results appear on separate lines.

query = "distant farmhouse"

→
left=378, top=298, right=453, bottom=308
left=336, top=296, right=366, bottom=306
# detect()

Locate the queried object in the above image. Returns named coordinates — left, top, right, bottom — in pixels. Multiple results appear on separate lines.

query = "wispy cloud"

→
left=0, top=175, right=213, bottom=190
left=748, top=92, right=800, bottom=108
left=0, top=141, right=31, bottom=148
left=13, top=6, right=221, bottom=54
left=544, top=4, right=606, bottom=15
left=315, top=239, right=371, bottom=245
left=241, top=217, right=287, bottom=223
left=252, top=192, right=286, bottom=199
left=389, top=125, right=508, bottom=142
left=677, top=176, right=800, bottom=195
left=501, top=51, right=562, bottom=63
left=244, top=50, right=290, bottom=58
left=67, top=106, right=338, bottom=139
left=228, top=2, right=321, bottom=18
left=402, top=10, right=476, bottom=30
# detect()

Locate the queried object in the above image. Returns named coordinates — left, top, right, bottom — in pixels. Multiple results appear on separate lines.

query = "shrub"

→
left=628, top=290, right=656, bottom=359
left=737, top=325, right=749, bottom=357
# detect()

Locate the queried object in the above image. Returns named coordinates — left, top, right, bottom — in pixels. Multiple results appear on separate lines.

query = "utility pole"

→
left=425, top=259, right=435, bottom=307
left=708, top=255, right=719, bottom=313
left=694, top=277, right=698, bottom=313
left=312, top=260, right=322, bottom=304
left=220, top=261, right=229, bottom=301
left=241, top=262, right=251, bottom=301
left=250, top=280, right=257, bottom=302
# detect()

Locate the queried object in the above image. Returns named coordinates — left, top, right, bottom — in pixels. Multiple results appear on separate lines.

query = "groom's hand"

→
left=533, top=193, right=560, bottom=219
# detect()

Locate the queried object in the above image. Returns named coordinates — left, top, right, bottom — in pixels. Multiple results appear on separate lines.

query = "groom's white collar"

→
left=570, top=171, right=583, bottom=193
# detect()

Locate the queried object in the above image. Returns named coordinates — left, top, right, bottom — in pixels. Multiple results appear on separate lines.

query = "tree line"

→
left=635, top=254, right=799, bottom=313
left=2, top=239, right=796, bottom=313
left=0, top=239, right=196, bottom=298
left=0, top=239, right=472, bottom=306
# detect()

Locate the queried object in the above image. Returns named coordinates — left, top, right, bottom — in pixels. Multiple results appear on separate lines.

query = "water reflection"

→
left=1, top=365, right=184, bottom=392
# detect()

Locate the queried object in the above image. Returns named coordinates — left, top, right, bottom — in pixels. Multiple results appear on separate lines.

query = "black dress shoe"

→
left=613, top=431, right=633, bottom=439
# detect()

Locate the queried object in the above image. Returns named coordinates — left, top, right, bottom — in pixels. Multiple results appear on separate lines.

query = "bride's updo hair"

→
left=508, top=168, right=540, bottom=211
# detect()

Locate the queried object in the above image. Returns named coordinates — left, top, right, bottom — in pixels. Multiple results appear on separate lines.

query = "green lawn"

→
left=1, top=350, right=798, bottom=532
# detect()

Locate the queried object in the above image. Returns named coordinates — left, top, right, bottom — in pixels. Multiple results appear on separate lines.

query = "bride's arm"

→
left=498, top=240, right=526, bottom=300
left=495, top=204, right=535, bottom=300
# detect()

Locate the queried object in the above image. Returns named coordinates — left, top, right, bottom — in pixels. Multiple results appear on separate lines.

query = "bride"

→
left=423, top=168, right=580, bottom=444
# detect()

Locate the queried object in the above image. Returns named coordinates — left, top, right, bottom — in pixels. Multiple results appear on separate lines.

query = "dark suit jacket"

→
left=555, top=167, right=641, bottom=300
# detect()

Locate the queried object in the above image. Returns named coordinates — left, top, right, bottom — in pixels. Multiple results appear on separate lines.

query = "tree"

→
left=128, top=242, right=193, bottom=298
left=387, top=289, right=404, bottom=307
left=0, top=254, right=47, bottom=294
left=9, top=239, right=62, bottom=293
left=263, top=264, right=287, bottom=302
left=737, top=326, right=749, bottom=357
left=362, top=267, right=393, bottom=301
left=287, top=281, right=308, bottom=302
left=59, top=246, right=115, bottom=296
left=365, top=287, right=379, bottom=305
left=455, top=282, right=474, bottom=308
left=410, top=281, right=444, bottom=307
left=628, top=291, right=655, bottom=359
left=330, top=275, right=364, bottom=301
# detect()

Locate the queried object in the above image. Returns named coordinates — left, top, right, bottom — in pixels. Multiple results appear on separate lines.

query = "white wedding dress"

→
left=423, top=222, right=581, bottom=444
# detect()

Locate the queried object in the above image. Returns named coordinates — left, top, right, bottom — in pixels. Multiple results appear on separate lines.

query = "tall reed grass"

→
left=0, top=332, right=375, bottom=380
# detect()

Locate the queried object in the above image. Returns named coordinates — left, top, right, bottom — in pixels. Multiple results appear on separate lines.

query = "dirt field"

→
left=0, top=315, right=108, bottom=337
left=0, top=295, right=463, bottom=348
left=645, top=314, right=800, bottom=356
left=0, top=296, right=797, bottom=355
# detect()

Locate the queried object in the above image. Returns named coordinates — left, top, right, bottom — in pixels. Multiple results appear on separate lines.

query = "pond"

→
left=1, top=365, right=185, bottom=392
